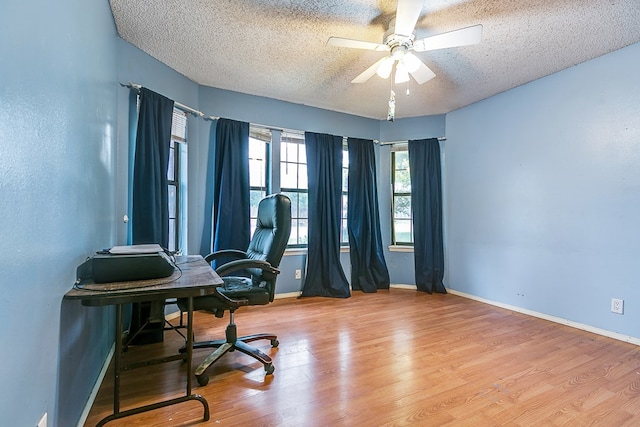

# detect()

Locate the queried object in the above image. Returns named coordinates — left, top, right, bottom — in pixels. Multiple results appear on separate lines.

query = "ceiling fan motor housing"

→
left=383, top=19, right=416, bottom=55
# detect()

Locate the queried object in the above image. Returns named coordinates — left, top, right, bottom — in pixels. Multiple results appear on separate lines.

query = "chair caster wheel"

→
left=271, top=339, right=279, bottom=347
left=265, top=364, right=275, bottom=375
left=196, top=374, right=209, bottom=386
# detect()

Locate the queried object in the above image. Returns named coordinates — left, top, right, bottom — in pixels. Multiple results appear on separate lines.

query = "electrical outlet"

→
left=611, top=298, right=624, bottom=314
left=37, top=413, right=47, bottom=427
left=295, top=269, right=301, bottom=279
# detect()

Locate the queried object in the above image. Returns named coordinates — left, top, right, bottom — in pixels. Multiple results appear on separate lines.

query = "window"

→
left=280, top=131, right=308, bottom=246
left=391, top=145, right=413, bottom=245
left=341, top=142, right=349, bottom=245
left=247, top=128, right=347, bottom=249
left=249, top=127, right=270, bottom=235
left=168, top=108, right=187, bottom=252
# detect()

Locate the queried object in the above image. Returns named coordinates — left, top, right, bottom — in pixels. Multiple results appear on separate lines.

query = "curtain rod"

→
left=120, top=82, right=219, bottom=121
left=121, top=82, right=446, bottom=142
left=375, top=137, right=446, bottom=145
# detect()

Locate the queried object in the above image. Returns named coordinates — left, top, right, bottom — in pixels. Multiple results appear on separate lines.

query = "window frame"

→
left=248, top=126, right=271, bottom=236
left=391, top=144, right=414, bottom=246
left=340, top=140, right=349, bottom=246
left=167, top=108, right=187, bottom=253
left=279, top=131, right=308, bottom=248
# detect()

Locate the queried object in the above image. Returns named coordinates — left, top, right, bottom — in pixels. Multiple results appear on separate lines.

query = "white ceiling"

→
left=110, top=0, right=640, bottom=120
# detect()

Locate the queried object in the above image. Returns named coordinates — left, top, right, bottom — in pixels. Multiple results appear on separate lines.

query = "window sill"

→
left=388, top=245, right=414, bottom=252
left=284, top=246, right=350, bottom=256
left=284, top=247, right=307, bottom=256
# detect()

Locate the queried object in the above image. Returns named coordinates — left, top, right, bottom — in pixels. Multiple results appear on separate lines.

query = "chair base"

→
left=186, top=323, right=279, bottom=386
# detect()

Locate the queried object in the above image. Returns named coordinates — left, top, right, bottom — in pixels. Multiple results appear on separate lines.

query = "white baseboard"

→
left=77, top=344, right=115, bottom=427
left=390, top=283, right=418, bottom=290
left=388, top=284, right=639, bottom=346
left=446, top=288, right=640, bottom=345
left=275, top=291, right=302, bottom=299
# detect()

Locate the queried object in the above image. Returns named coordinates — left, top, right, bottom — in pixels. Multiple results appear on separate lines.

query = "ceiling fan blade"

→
left=395, top=0, right=424, bottom=37
left=413, top=24, right=483, bottom=52
left=352, top=57, right=389, bottom=84
left=408, top=58, right=436, bottom=85
left=327, top=36, right=388, bottom=51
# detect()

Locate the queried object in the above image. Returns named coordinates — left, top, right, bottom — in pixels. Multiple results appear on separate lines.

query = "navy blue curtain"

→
left=301, top=132, right=350, bottom=298
left=130, top=87, right=174, bottom=345
left=408, top=138, right=446, bottom=294
left=347, top=138, right=390, bottom=292
left=199, top=119, right=218, bottom=256
left=211, top=118, right=250, bottom=267
left=132, top=87, right=174, bottom=248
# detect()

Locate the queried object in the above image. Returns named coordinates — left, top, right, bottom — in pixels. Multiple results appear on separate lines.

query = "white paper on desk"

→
left=108, top=244, right=164, bottom=255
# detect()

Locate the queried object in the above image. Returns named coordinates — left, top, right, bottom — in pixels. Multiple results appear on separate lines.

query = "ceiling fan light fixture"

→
left=395, top=61, right=410, bottom=84
left=403, top=52, right=421, bottom=73
left=376, top=57, right=394, bottom=79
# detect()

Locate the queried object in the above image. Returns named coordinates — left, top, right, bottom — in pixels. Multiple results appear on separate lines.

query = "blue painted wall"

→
left=0, top=0, right=119, bottom=426
left=445, top=42, right=640, bottom=338
left=5, top=3, right=637, bottom=424
left=379, top=114, right=446, bottom=142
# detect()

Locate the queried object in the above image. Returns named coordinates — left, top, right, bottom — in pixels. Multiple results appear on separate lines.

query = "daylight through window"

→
left=391, top=145, right=413, bottom=245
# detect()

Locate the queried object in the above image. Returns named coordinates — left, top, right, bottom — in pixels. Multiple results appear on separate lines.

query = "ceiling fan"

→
left=327, top=0, right=483, bottom=86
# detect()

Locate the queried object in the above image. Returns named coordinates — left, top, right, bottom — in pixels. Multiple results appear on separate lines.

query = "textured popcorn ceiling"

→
left=110, top=0, right=640, bottom=120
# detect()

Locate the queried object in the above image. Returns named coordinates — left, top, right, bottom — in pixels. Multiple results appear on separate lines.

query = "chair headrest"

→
left=247, top=194, right=292, bottom=276
left=256, top=193, right=292, bottom=232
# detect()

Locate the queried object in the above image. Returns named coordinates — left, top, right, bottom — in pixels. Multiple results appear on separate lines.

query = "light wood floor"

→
left=84, top=290, right=640, bottom=426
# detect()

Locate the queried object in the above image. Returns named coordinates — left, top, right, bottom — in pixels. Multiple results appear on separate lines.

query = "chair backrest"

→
left=246, top=194, right=292, bottom=289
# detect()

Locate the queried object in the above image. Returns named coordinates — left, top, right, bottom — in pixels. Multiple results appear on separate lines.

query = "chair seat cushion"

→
left=191, top=276, right=271, bottom=311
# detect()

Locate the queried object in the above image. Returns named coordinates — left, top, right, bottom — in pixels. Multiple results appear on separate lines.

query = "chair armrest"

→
left=213, top=287, right=249, bottom=308
left=215, top=259, right=280, bottom=277
left=204, top=250, right=247, bottom=264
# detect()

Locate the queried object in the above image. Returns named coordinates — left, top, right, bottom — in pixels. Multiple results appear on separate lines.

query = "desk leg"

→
left=186, top=296, right=210, bottom=420
left=114, top=303, right=123, bottom=414
left=96, top=299, right=209, bottom=426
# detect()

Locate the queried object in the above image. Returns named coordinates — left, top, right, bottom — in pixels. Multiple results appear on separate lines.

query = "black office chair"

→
left=179, top=194, right=291, bottom=386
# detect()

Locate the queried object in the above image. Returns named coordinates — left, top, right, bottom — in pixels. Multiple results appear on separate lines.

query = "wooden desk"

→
left=65, top=255, right=223, bottom=426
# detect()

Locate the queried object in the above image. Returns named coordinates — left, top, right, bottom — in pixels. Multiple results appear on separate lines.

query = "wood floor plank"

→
left=84, top=290, right=640, bottom=426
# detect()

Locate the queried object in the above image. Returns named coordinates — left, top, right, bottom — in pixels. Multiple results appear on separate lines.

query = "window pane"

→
left=249, top=137, right=266, bottom=188
left=249, top=158, right=265, bottom=187
left=281, top=163, right=298, bottom=188
left=298, top=192, right=308, bottom=218
left=298, top=144, right=306, bottom=164
left=298, top=165, right=308, bottom=189
left=394, top=195, right=411, bottom=218
left=342, top=218, right=348, bottom=243
left=168, top=185, right=177, bottom=217
left=248, top=137, right=265, bottom=159
left=394, top=169, right=411, bottom=193
left=394, top=219, right=413, bottom=243
left=167, top=143, right=175, bottom=181
left=395, top=151, right=409, bottom=169
left=168, top=219, right=176, bottom=251
left=342, top=166, right=348, bottom=193
left=289, top=219, right=299, bottom=245
left=298, top=219, right=308, bottom=245
left=250, top=190, right=264, bottom=218
left=282, top=142, right=298, bottom=162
